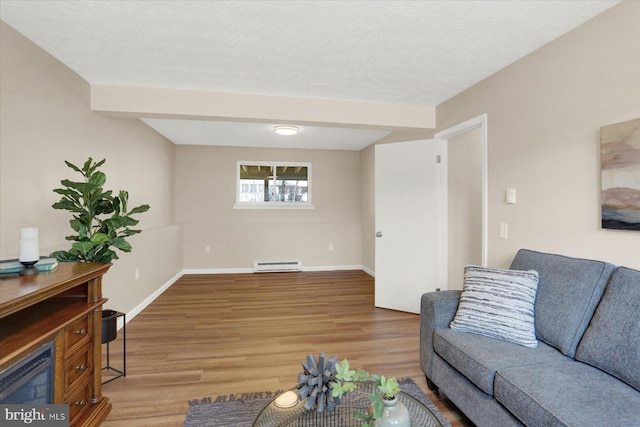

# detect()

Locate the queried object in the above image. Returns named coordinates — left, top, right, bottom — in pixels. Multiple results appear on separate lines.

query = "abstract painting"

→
left=601, top=117, right=640, bottom=231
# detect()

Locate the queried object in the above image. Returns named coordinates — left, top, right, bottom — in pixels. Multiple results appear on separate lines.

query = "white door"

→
left=375, top=139, right=444, bottom=314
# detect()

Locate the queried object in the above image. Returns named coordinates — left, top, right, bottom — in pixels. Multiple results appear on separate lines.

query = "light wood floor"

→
left=100, top=270, right=473, bottom=427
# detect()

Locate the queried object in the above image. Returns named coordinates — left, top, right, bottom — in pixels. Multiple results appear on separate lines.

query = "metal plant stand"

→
left=101, top=310, right=126, bottom=385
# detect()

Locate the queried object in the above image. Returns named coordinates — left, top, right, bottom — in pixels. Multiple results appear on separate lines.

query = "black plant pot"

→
left=102, top=309, right=119, bottom=344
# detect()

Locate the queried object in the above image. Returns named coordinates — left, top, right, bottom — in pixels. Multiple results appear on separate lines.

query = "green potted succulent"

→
left=333, top=359, right=405, bottom=426
left=50, top=157, right=150, bottom=263
left=297, top=354, right=408, bottom=427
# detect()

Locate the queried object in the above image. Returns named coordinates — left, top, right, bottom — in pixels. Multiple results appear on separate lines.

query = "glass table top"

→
left=253, top=382, right=443, bottom=427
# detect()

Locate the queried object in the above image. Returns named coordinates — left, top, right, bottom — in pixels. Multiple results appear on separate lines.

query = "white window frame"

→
left=234, top=161, right=314, bottom=209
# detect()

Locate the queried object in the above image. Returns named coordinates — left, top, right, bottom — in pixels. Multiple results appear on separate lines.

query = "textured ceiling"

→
left=0, top=0, right=620, bottom=150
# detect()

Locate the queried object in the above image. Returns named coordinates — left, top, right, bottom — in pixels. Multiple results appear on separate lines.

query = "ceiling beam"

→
left=90, top=85, right=436, bottom=130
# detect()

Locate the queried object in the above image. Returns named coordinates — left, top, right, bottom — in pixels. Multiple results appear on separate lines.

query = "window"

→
left=235, top=161, right=313, bottom=209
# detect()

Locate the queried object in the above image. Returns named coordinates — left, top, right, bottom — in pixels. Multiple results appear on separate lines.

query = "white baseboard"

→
left=182, top=267, right=253, bottom=275
left=116, top=270, right=183, bottom=330
left=183, top=265, right=367, bottom=275
left=361, top=265, right=375, bottom=277
left=302, top=264, right=364, bottom=272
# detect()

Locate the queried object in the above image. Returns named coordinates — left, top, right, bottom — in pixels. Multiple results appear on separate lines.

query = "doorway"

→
left=435, top=114, right=488, bottom=289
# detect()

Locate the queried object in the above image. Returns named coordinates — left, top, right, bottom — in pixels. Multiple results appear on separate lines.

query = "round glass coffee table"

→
left=253, top=382, right=443, bottom=426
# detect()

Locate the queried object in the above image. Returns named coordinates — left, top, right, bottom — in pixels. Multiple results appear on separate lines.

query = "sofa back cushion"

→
left=509, top=249, right=615, bottom=358
left=576, top=267, right=640, bottom=392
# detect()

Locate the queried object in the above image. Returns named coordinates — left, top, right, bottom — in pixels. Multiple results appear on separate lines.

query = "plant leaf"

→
left=354, top=410, right=373, bottom=421
left=50, top=250, right=81, bottom=262
left=120, top=216, right=139, bottom=227
left=89, top=171, right=106, bottom=187
left=370, top=394, right=383, bottom=419
left=52, top=199, right=83, bottom=212
left=128, top=204, right=150, bottom=215
left=72, top=241, right=96, bottom=257
left=82, top=158, right=94, bottom=175
left=90, top=232, right=109, bottom=245
left=87, top=158, right=106, bottom=176
left=376, top=375, right=401, bottom=398
left=354, top=368, right=369, bottom=382
left=94, top=199, right=115, bottom=216
left=110, top=237, right=132, bottom=252
left=119, top=190, right=128, bottom=213
left=64, top=160, right=83, bottom=174
left=336, top=359, right=355, bottom=381
left=53, top=188, right=81, bottom=199
left=60, top=179, right=97, bottom=193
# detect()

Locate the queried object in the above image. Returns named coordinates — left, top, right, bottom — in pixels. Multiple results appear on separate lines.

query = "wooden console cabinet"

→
left=0, top=262, right=112, bottom=427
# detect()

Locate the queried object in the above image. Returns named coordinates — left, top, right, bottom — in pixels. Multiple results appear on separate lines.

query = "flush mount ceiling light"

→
left=273, top=125, right=299, bottom=136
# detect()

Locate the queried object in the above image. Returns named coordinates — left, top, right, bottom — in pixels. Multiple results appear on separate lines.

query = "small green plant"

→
left=50, top=157, right=150, bottom=263
left=333, top=359, right=402, bottom=426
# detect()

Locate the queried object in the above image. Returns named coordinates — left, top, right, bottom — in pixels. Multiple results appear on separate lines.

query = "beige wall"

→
left=175, top=145, right=362, bottom=269
left=437, top=0, right=640, bottom=269
left=0, top=21, right=182, bottom=314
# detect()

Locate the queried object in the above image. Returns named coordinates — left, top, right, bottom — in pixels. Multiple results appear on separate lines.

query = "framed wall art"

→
left=600, top=117, right=640, bottom=231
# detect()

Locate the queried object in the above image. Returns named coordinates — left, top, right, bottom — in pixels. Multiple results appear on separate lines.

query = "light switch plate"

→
left=499, top=223, right=508, bottom=239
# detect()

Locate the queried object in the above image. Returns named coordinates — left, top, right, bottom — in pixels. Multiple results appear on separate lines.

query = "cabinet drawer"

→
left=66, top=316, right=91, bottom=349
left=67, top=379, right=92, bottom=423
left=66, top=347, right=90, bottom=389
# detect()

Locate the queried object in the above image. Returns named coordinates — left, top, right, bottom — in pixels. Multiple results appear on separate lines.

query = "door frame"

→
left=435, top=114, right=489, bottom=273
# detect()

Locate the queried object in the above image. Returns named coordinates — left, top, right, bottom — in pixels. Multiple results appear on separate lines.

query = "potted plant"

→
left=297, top=354, right=409, bottom=427
left=50, top=157, right=149, bottom=263
left=50, top=157, right=149, bottom=352
left=333, top=359, right=407, bottom=427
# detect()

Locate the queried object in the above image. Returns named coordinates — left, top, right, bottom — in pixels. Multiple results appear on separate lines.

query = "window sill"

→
left=233, top=203, right=315, bottom=210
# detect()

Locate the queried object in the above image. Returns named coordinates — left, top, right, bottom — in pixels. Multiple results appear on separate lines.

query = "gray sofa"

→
left=420, top=249, right=640, bottom=427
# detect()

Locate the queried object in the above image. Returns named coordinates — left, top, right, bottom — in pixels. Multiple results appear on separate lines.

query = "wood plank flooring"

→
left=100, top=270, right=472, bottom=427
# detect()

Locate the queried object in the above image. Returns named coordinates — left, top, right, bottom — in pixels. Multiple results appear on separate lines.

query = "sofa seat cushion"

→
left=576, top=266, right=640, bottom=392
left=495, top=360, right=640, bottom=427
left=433, top=328, right=566, bottom=395
left=509, top=249, right=615, bottom=358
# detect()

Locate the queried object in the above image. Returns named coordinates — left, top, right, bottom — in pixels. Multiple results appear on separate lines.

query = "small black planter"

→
left=102, top=309, right=119, bottom=344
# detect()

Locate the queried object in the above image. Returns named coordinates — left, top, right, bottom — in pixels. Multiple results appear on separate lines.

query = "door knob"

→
left=376, top=231, right=383, bottom=237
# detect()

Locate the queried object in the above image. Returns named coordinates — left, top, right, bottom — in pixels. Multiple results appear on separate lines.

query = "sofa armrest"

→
left=420, top=290, right=461, bottom=382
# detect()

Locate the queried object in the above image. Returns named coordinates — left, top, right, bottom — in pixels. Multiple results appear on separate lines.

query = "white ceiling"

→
left=141, top=119, right=393, bottom=151
left=0, top=0, right=620, bottom=150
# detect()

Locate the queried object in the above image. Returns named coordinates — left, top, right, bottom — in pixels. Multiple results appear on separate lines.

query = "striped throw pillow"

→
left=450, top=265, right=539, bottom=348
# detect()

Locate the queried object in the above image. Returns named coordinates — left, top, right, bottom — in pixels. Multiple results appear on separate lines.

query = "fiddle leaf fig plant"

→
left=50, top=157, right=150, bottom=263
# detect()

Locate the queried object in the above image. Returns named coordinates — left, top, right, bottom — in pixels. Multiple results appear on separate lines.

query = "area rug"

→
left=183, top=377, right=452, bottom=427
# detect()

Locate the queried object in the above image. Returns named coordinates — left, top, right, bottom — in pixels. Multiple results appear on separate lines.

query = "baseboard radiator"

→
left=253, top=261, right=302, bottom=273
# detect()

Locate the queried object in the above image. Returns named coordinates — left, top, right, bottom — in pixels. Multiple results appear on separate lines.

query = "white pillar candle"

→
left=20, top=227, right=39, bottom=240
left=19, top=227, right=40, bottom=263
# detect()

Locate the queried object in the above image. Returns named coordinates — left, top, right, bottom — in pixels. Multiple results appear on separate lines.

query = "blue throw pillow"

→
left=450, top=265, right=539, bottom=348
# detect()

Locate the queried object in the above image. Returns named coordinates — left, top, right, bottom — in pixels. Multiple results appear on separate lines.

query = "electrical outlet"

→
left=499, top=223, right=508, bottom=239
left=329, top=244, right=334, bottom=252
left=205, top=245, right=211, bottom=254
left=135, top=268, right=140, bottom=280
